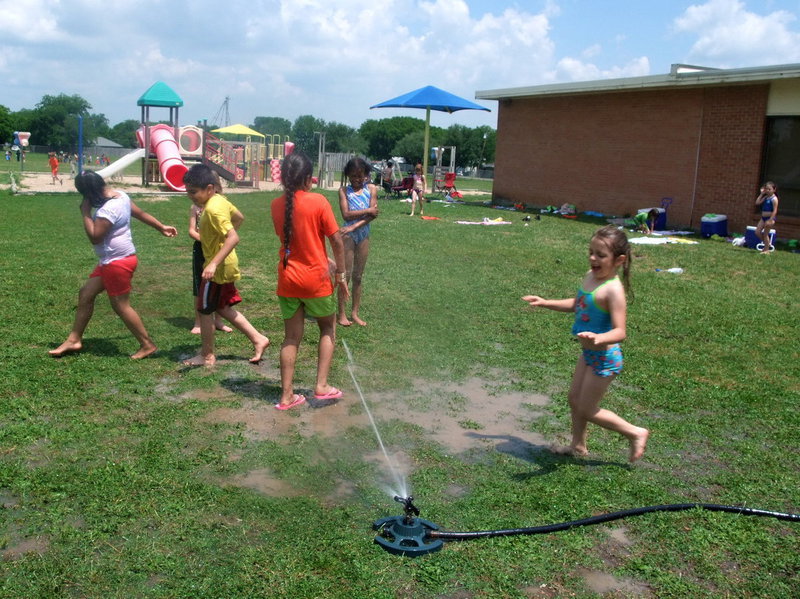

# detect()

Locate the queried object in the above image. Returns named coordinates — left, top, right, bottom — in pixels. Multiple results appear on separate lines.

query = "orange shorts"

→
left=89, top=254, right=138, bottom=296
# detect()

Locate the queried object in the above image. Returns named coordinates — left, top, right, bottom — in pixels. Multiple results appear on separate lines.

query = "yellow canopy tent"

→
left=211, top=124, right=265, bottom=140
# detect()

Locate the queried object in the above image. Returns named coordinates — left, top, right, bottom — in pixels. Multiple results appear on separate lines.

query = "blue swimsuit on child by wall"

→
left=344, top=184, right=372, bottom=245
left=572, top=278, right=623, bottom=377
left=761, top=195, right=776, bottom=221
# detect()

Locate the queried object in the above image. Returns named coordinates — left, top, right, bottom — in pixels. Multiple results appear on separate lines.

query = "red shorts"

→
left=196, top=280, right=242, bottom=314
left=90, top=254, right=138, bottom=297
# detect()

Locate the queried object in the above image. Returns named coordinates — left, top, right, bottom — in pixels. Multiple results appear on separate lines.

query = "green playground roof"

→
left=137, top=81, right=184, bottom=107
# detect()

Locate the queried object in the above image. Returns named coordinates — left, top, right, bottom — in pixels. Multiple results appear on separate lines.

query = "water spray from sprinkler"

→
left=342, top=340, right=407, bottom=498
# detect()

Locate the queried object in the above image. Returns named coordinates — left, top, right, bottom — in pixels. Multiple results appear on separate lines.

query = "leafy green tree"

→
left=10, top=109, right=35, bottom=136
left=441, top=124, right=473, bottom=167
left=0, top=105, right=13, bottom=145
left=359, top=116, right=426, bottom=159
left=324, top=121, right=366, bottom=154
left=391, top=130, right=426, bottom=165
left=440, top=124, right=495, bottom=168
left=252, top=116, right=292, bottom=139
left=475, top=126, right=496, bottom=166
left=291, top=115, right=327, bottom=159
left=107, top=119, right=140, bottom=147
left=30, top=94, right=92, bottom=147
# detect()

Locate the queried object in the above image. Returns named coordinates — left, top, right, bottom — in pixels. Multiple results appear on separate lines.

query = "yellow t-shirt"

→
left=199, top=194, right=240, bottom=284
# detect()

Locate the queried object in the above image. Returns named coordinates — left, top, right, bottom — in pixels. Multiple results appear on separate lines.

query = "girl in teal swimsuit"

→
left=522, top=225, right=649, bottom=462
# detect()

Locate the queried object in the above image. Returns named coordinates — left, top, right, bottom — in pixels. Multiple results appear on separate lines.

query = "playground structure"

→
left=116, top=81, right=292, bottom=191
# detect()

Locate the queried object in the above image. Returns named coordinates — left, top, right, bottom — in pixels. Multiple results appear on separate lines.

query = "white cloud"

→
left=0, top=0, right=64, bottom=42
left=5, top=0, right=799, bottom=129
left=555, top=56, right=650, bottom=82
left=673, top=0, right=800, bottom=66
left=582, top=44, right=602, bottom=59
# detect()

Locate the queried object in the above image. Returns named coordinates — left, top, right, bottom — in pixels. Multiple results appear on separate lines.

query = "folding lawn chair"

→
left=391, top=176, right=414, bottom=200
left=442, top=172, right=457, bottom=195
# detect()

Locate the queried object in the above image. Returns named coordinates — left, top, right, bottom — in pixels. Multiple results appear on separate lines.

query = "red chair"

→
left=442, top=172, right=457, bottom=195
left=391, top=176, right=414, bottom=199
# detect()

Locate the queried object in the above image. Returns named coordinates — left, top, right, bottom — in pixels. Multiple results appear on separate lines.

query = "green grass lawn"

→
left=0, top=176, right=797, bottom=598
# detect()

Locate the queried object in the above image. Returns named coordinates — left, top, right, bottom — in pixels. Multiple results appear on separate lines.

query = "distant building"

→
left=477, top=63, right=800, bottom=239
left=89, top=136, right=128, bottom=160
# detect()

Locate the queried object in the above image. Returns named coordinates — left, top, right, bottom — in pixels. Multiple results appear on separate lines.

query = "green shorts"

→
left=278, top=294, right=336, bottom=320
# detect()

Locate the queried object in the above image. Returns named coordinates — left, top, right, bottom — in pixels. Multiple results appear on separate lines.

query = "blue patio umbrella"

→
left=370, top=85, right=490, bottom=190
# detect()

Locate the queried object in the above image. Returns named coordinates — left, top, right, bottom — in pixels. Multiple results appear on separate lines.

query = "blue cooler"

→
left=701, top=214, right=728, bottom=237
left=637, top=207, right=666, bottom=230
left=745, top=225, right=776, bottom=249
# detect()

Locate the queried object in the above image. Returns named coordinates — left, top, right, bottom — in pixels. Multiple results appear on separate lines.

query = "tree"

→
left=324, top=121, right=366, bottom=154
left=291, top=115, right=327, bottom=160
left=107, top=119, right=140, bottom=147
left=391, top=130, right=426, bottom=165
left=14, top=94, right=110, bottom=149
left=0, top=105, right=13, bottom=145
left=439, top=124, right=495, bottom=168
left=252, top=116, right=291, bottom=139
left=31, top=94, right=93, bottom=148
left=359, top=117, right=426, bottom=159
left=475, top=126, right=496, bottom=166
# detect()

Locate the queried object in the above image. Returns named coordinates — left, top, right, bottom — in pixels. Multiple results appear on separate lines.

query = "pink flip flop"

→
left=274, top=394, right=306, bottom=411
left=314, top=387, right=343, bottom=401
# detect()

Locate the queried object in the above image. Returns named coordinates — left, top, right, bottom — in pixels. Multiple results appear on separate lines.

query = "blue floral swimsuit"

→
left=572, top=278, right=623, bottom=377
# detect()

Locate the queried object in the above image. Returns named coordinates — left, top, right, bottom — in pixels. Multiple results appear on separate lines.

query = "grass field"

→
left=0, top=171, right=798, bottom=598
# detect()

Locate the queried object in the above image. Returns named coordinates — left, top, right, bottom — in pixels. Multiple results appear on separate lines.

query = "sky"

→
left=3, top=0, right=800, bottom=133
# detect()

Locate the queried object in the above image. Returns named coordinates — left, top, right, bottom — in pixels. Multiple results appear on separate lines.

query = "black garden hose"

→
left=427, top=503, right=800, bottom=541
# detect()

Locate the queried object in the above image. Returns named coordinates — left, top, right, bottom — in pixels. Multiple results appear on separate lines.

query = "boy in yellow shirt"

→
left=182, top=164, right=269, bottom=366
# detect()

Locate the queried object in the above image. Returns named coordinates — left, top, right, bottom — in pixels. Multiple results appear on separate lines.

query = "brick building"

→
left=477, top=63, right=800, bottom=240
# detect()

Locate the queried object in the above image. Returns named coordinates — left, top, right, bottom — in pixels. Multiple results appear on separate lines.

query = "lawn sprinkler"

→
left=372, top=495, right=443, bottom=557
left=373, top=497, right=799, bottom=557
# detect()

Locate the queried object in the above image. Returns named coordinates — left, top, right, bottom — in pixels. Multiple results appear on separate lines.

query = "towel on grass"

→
left=455, top=217, right=512, bottom=226
left=630, top=236, right=699, bottom=245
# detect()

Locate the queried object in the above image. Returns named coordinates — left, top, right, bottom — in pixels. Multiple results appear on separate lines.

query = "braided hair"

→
left=280, top=151, right=313, bottom=269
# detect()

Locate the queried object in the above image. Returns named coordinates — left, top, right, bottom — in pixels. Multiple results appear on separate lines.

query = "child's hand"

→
left=522, top=295, right=546, bottom=307
left=576, top=331, right=599, bottom=346
left=337, top=279, right=350, bottom=300
left=161, top=225, right=178, bottom=237
left=202, top=263, right=217, bottom=280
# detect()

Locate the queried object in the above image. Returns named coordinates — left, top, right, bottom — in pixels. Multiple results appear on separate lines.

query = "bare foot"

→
left=352, top=315, right=367, bottom=326
left=215, top=323, right=233, bottom=333
left=131, top=344, right=157, bottom=360
left=183, top=354, right=215, bottom=367
left=249, top=335, right=270, bottom=364
left=550, top=444, right=589, bottom=457
left=628, top=428, right=650, bottom=462
left=190, top=325, right=201, bottom=335
left=49, top=340, right=82, bottom=357
left=338, top=316, right=352, bottom=327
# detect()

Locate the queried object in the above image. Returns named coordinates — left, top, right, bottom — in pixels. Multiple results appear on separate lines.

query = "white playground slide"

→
left=95, top=148, right=146, bottom=180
